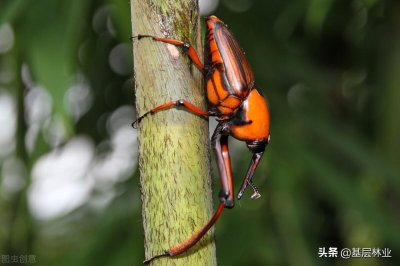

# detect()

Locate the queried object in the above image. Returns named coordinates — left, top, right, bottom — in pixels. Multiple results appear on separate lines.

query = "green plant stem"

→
left=130, top=0, right=217, bottom=265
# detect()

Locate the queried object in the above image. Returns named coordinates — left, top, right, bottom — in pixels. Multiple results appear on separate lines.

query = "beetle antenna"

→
left=237, top=151, right=264, bottom=200
left=248, top=181, right=261, bottom=199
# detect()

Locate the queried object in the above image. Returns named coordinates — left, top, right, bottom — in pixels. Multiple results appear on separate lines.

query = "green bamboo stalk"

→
left=130, top=1, right=217, bottom=265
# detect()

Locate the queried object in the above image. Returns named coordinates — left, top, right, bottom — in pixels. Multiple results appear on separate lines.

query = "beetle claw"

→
left=131, top=117, right=143, bottom=129
left=143, top=251, right=169, bottom=264
left=130, top=34, right=154, bottom=41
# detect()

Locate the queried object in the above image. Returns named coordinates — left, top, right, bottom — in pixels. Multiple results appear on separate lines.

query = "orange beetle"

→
left=134, top=15, right=270, bottom=263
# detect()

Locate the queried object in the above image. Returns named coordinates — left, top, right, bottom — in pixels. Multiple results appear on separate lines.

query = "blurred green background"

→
left=0, top=0, right=399, bottom=265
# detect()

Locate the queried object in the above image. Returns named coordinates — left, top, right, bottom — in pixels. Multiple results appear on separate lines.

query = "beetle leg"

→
left=143, top=123, right=235, bottom=263
left=212, top=123, right=235, bottom=208
left=132, top=34, right=204, bottom=72
left=132, top=100, right=210, bottom=128
left=237, top=151, right=264, bottom=200
left=166, top=203, right=225, bottom=257
left=143, top=202, right=225, bottom=264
